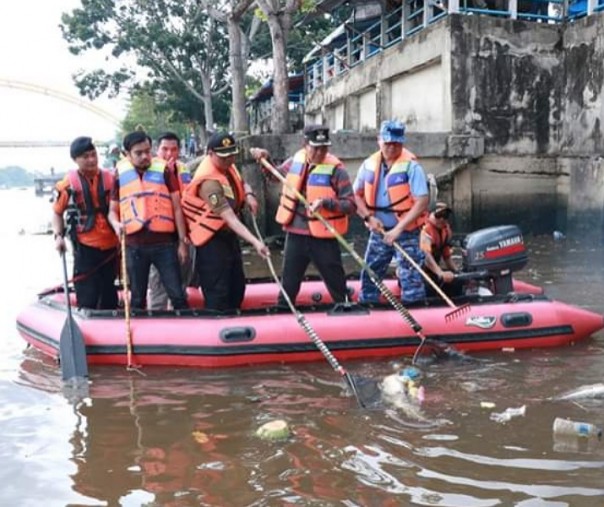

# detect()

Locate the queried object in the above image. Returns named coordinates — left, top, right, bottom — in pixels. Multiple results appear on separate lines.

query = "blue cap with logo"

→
left=379, top=120, right=406, bottom=144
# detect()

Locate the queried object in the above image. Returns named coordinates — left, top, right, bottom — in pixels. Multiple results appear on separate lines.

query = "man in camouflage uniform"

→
left=353, top=120, right=429, bottom=305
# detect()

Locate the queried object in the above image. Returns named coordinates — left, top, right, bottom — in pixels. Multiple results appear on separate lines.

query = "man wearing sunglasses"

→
left=420, top=202, right=463, bottom=298
left=354, top=120, right=429, bottom=305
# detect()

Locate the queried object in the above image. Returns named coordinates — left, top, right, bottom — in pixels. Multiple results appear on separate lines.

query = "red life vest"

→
left=420, top=219, right=452, bottom=263
left=364, top=150, right=425, bottom=231
left=275, top=149, right=348, bottom=238
left=181, top=156, right=245, bottom=247
left=116, top=157, right=175, bottom=235
left=65, top=169, right=117, bottom=249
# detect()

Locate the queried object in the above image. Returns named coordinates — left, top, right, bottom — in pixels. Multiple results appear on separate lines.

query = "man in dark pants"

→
left=108, top=131, right=190, bottom=310
left=251, top=125, right=356, bottom=305
left=182, top=132, right=269, bottom=311
left=52, top=136, right=119, bottom=309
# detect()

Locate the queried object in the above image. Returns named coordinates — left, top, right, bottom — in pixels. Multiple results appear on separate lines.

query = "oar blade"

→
left=59, top=317, right=89, bottom=381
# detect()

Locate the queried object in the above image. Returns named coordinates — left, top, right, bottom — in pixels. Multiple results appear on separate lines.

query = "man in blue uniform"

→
left=353, top=120, right=429, bottom=305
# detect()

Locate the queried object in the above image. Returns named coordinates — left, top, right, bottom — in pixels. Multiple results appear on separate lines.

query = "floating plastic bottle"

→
left=553, top=417, right=602, bottom=439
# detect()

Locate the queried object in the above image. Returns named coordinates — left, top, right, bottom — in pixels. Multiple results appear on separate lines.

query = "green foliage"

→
left=249, top=7, right=342, bottom=75
left=60, top=0, right=231, bottom=128
left=122, top=90, right=190, bottom=140
left=0, top=167, right=34, bottom=188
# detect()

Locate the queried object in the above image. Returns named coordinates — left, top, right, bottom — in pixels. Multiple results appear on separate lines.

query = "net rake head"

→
left=444, top=302, right=471, bottom=322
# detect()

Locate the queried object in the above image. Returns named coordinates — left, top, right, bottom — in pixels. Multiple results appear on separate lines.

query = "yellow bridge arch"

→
left=0, top=78, right=122, bottom=126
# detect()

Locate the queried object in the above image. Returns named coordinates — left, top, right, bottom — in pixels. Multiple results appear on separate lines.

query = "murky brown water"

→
left=3, top=189, right=604, bottom=506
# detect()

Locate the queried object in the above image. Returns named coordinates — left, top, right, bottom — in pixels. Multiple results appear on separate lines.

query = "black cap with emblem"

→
left=207, top=132, right=239, bottom=157
left=303, top=125, right=331, bottom=147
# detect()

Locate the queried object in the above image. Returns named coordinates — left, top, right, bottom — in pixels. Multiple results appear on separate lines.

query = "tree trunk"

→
left=200, top=71, right=215, bottom=131
left=256, top=0, right=301, bottom=134
left=228, top=18, right=249, bottom=135
left=265, top=16, right=291, bottom=134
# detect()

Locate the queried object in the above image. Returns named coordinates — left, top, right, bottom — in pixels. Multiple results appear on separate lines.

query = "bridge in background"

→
left=0, top=140, right=110, bottom=148
left=0, top=78, right=122, bottom=126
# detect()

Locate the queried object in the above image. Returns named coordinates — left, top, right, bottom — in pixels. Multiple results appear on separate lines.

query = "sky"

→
left=0, top=0, right=125, bottom=173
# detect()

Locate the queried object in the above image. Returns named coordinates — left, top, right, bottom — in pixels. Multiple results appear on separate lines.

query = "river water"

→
left=2, top=188, right=604, bottom=507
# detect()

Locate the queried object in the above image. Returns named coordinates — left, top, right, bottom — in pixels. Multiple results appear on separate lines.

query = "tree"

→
left=60, top=0, right=231, bottom=132
left=121, top=89, right=190, bottom=141
left=201, top=0, right=262, bottom=135
left=254, top=0, right=305, bottom=134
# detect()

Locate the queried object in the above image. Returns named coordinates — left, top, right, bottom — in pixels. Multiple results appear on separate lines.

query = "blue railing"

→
left=305, top=0, right=604, bottom=93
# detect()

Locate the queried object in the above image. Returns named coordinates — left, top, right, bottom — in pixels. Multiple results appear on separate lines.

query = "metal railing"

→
left=305, top=0, right=604, bottom=93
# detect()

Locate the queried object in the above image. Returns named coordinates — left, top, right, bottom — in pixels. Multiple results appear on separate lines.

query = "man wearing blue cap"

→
left=353, top=120, right=429, bottom=305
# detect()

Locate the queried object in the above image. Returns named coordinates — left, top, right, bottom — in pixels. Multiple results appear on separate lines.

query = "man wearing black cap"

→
left=108, top=130, right=189, bottom=310
left=250, top=124, right=356, bottom=306
left=182, top=131, right=269, bottom=311
left=420, top=202, right=463, bottom=298
left=51, top=136, right=119, bottom=309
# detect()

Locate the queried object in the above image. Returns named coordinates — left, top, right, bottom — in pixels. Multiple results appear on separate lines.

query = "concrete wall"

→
left=390, top=60, right=451, bottom=132
left=449, top=15, right=564, bottom=155
left=561, top=15, right=604, bottom=157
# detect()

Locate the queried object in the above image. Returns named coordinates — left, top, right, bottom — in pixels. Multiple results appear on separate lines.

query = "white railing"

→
left=305, top=0, right=601, bottom=93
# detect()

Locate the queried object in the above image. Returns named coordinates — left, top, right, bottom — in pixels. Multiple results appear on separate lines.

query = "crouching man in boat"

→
left=182, top=132, right=270, bottom=312
left=250, top=125, right=356, bottom=306
left=51, top=136, right=119, bottom=309
left=108, top=131, right=190, bottom=310
left=354, top=120, right=429, bottom=305
left=419, top=202, right=464, bottom=299
left=147, top=132, right=194, bottom=311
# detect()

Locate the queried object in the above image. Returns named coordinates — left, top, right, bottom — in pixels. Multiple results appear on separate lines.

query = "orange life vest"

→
left=275, top=149, right=348, bottom=238
left=364, top=151, right=425, bottom=231
left=116, top=157, right=175, bottom=235
left=65, top=169, right=117, bottom=250
left=173, top=160, right=192, bottom=194
left=181, top=156, right=245, bottom=247
left=420, top=220, right=452, bottom=263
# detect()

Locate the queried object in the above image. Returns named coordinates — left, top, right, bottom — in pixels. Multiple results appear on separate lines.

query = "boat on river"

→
left=16, top=226, right=604, bottom=368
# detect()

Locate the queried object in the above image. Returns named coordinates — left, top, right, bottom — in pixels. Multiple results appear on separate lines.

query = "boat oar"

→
left=250, top=214, right=379, bottom=408
left=59, top=250, right=89, bottom=381
left=256, top=156, right=439, bottom=364
left=120, top=232, right=138, bottom=371
left=380, top=227, right=470, bottom=321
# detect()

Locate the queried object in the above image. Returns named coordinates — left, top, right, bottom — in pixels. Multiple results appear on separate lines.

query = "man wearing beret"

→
left=182, top=131, right=269, bottom=311
left=108, top=130, right=189, bottom=310
left=354, top=120, right=429, bottom=305
left=51, top=136, right=119, bottom=309
left=250, top=125, right=356, bottom=306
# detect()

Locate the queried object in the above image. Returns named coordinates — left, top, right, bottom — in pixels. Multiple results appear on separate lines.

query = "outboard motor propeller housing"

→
left=462, top=225, right=528, bottom=295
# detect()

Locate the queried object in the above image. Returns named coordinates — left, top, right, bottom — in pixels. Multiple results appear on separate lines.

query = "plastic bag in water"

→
left=490, top=405, right=526, bottom=423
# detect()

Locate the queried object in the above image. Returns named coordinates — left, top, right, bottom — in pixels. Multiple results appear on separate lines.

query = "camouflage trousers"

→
left=359, top=230, right=426, bottom=304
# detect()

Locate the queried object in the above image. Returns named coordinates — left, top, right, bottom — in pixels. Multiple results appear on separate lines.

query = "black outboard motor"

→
left=461, top=225, right=528, bottom=295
